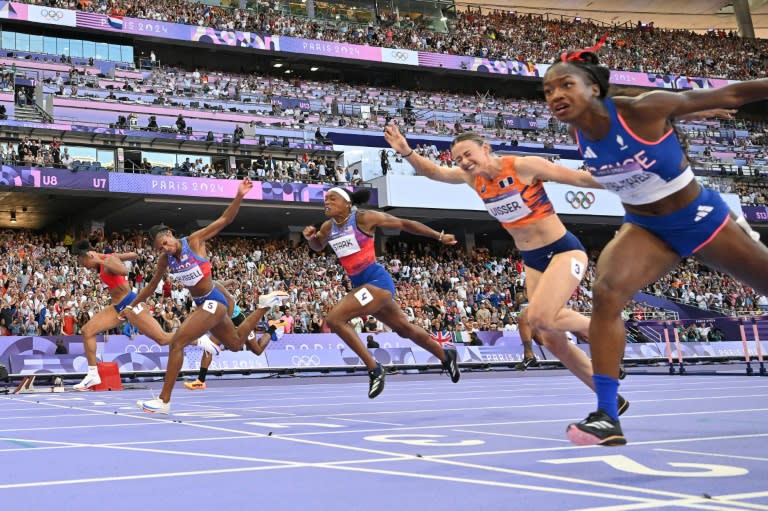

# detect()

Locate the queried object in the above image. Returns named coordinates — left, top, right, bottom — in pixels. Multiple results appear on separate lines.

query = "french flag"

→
left=107, top=15, right=124, bottom=29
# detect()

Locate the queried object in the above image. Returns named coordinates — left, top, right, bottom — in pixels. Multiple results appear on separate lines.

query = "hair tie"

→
left=560, top=34, right=608, bottom=63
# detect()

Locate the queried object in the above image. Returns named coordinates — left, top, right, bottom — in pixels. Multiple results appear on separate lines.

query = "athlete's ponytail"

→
left=349, top=189, right=371, bottom=206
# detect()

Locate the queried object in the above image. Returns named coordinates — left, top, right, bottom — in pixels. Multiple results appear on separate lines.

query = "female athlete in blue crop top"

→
left=543, top=47, right=768, bottom=446
left=303, top=187, right=461, bottom=399
left=133, top=178, right=288, bottom=414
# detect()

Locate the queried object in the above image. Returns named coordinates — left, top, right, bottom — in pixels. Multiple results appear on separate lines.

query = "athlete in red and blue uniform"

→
left=303, top=187, right=461, bottom=398
left=543, top=46, right=768, bottom=445
left=71, top=241, right=220, bottom=390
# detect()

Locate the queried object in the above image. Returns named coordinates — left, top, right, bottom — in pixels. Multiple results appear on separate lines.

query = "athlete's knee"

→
left=525, top=304, right=557, bottom=334
left=324, top=314, right=346, bottom=332
left=390, top=322, right=414, bottom=339
left=592, top=275, right=632, bottom=312
left=81, top=322, right=98, bottom=338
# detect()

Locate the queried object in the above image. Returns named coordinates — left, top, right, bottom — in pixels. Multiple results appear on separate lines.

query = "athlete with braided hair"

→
left=304, top=187, right=461, bottom=398
left=543, top=43, right=768, bottom=445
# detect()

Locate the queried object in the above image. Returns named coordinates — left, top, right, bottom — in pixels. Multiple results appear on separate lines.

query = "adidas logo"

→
left=694, top=205, right=714, bottom=222
left=588, top=420, right=616, bottom=430
left=583, top=146, right=598, bottom=159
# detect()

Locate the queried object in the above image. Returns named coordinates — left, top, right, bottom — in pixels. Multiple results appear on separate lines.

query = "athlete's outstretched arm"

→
left=384, top=125, right=468, bottom=184
left=358, top=210, right=457, bottom=245
left=190, top=178, right=253, bottom=243
left=101, top=254, right=130, bottom=276
left=676, top=108, right=737, bottom=121
left=115, top=252, right=139, bottom=262
left=131, top=255, right=169, bottom=306
left=629, top=80, right=768, bottom=119
left=516, top=156, right=604, bottom=189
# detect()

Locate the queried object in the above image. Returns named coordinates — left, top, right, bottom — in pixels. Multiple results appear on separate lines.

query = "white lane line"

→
left=654, top=448, right=768, bottom=463
left=0, top=465, right=298, bottom=490
left=571, top=499, right=760, bottom=511
left=427, top=433, right=768, bottom=460
left=452, top=428, right=570, bottom=443
left=334, top=418, right=404, bottom=426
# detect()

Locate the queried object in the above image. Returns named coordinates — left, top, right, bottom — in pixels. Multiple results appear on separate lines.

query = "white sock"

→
left=87, top=366, right=98, bottom=375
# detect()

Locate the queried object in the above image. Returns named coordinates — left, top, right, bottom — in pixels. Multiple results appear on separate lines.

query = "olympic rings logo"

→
left=40, top=9, right=65, bottom=20
left=389, top=50, right=410, bottom=61
left=291, top=355, right=321, bottom=367
left=565, top=191, right=596, bottom=209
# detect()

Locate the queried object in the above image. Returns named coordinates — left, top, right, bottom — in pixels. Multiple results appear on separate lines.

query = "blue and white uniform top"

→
left=574, top=98, right=695, bottom=205
left=166, top=237, right=212, bottom=288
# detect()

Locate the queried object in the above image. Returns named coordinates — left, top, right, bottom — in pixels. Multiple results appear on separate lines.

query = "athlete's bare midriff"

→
left=504, top=214, right=568, bottom=251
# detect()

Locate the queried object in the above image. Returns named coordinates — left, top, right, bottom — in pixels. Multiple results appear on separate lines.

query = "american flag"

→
left=76, top=12, right=112, bottom=31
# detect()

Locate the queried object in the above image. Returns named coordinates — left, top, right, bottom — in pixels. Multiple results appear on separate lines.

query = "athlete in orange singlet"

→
left=384, top=128, right=628, bottom=414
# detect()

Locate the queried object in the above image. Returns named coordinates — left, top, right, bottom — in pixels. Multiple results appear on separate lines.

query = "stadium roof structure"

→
left=457, top=0, right=768, bottom=37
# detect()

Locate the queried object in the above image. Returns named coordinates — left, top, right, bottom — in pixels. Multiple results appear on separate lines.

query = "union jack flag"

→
left=431, top=331, right=454, bottom=346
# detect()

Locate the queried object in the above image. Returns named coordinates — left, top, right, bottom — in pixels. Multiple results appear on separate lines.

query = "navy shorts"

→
left=624, top=186, right=730, bottom=257
left=519, top=231, right=586, bottom=273
left=193, top=285, right=230, bottom=309
left=113, top=291, right=137, bottom=313
left=349, top=263, right=397, bottom=296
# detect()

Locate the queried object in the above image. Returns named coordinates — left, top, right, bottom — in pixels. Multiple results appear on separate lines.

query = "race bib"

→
left=590, top=161, right=651, bottom=194
left=171, top=266, right=205, bottom=286
left=483, top=191, right=532, bottom=223
left=329, top=233, right=361, bottom=258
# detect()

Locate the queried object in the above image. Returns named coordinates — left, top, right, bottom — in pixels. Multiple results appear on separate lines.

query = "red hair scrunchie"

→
left=560, top=34, right=608, bottom=63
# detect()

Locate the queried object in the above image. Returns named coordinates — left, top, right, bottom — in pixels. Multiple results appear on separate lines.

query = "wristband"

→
left=402, top=149, right=414, bottom=158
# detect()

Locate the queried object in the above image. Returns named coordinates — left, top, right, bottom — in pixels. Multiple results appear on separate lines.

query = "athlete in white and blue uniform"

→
left=303, top=187, right=461, bottom=399
left=544, top=47, right=768, bottom=446
left=133, top=178, right=288, bottom=414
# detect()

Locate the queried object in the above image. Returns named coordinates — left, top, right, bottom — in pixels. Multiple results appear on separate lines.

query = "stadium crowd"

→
left=0, top=227, right=763, bottom=339
left=21, top=0, right=768, bottom=80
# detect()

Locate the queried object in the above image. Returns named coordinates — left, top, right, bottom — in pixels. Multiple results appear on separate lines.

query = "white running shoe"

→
left=137, top=398, right=170, bottom=414
left=196, top=334, right=221, bottom=356
left=258, top=291, right=289, bottom=310
left=73, top=372, right=101, bottom=391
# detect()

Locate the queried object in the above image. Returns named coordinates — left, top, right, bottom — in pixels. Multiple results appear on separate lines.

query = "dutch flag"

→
left=498, top=176, right=514, bottom=189
left=107, top=15, right=124, bottom=29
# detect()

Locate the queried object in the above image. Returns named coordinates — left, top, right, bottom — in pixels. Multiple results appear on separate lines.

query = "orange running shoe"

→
left=184, top=379, right=207, bottom=391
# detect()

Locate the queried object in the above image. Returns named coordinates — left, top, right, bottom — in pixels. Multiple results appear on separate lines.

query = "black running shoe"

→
left=566, top=410, right=626, bottom=446
left=368, top=363, right=385, bottom=399
left=442, top=349, right=461, bottom=383
left=515, top=356, right=539, bottom=371
left=617, top=394, right=630, bottom=416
